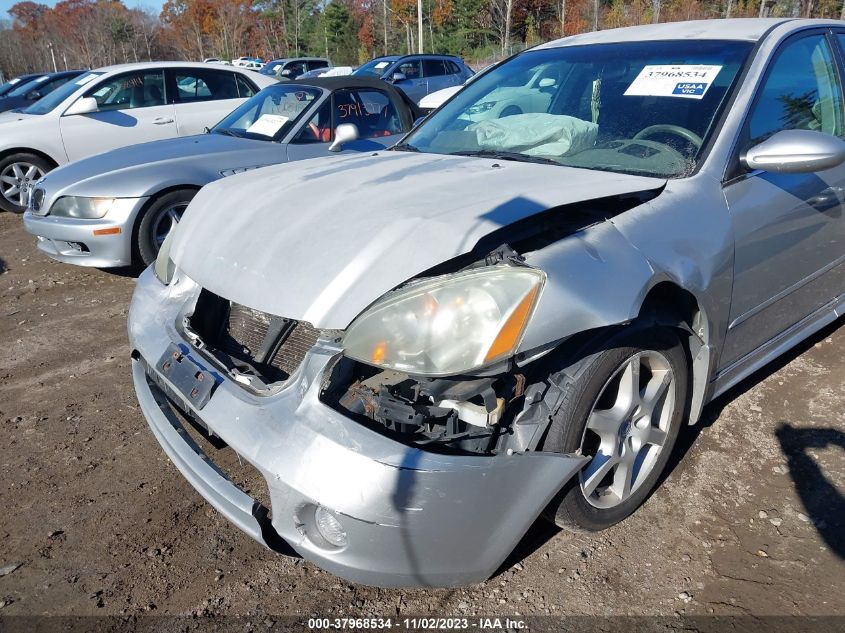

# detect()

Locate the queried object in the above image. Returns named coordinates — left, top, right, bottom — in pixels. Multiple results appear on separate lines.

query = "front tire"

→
left=134, top=189, right=196, bottom=267
left=543, top=328, right=688, bottom=531
left=0, top=153, right=52, bottom=213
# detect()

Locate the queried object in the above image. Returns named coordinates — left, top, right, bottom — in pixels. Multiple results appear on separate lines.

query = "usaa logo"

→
left=672, top=82, right=707, bottom=96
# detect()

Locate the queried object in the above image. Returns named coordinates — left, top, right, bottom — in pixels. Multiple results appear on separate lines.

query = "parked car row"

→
left=8, top=18, right=845, bottom=590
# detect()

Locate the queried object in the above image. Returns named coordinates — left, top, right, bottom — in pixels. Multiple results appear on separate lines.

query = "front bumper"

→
left=23, top=197, right=149, bottom=267
left=128, top=268, right=587, bottom=587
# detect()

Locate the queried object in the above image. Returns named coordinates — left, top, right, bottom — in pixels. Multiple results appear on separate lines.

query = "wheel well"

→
left=0, top=148, right=59, bottom=169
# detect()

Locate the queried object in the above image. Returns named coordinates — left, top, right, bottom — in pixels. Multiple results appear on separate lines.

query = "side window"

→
left=236, top=75, right=257, bottom=98
left=423, top=59, right=448, bottom=77
left=85, top=71, right=165, bottom=111
left=175, top=69, right=240, bottom=103
left=293, top=100, right=332, bottom=143
left=445, top=60, right=462, bottom=75
left=747, top=35, right=844, bottom=145
left=335, top=89, right=401, bottom=137
left=283, top=62, right=306, bottom=78
left=396, top=60, right=422, bottom=79
left=308, top=60, right=329, bottom=71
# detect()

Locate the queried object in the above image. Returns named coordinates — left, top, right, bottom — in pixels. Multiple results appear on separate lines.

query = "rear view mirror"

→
left=390, top=72, right=407, bottom=83
left=538, top=78, right=555, bottom=88
left=741, top=129, right=845, bottom=174
left=64, top=96, right=98, bottom=116
left=26, top=90, right=42, bottom=101
left=329, top=123, right=359, bottom=152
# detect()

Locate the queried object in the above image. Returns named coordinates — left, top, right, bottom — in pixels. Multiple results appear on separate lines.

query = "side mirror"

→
left=328, top=123, right=359, bottom=152
left=64, top=96, right=98, bottom=116
left=390, top=72, right=407, bottom=83
left=26, top=90, right=42, bottom=101
left=741, top=129, right=845, bottom=174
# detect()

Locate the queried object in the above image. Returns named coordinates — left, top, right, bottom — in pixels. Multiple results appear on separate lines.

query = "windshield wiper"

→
left=214, top=128, right=245, bottom=138
left=448, top=149, right=559, bottom=165
left=391, top=142, right=420, bottom=152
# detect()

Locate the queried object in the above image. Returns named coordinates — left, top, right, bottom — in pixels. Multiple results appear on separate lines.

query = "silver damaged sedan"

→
left=129, top=18, right=845, bottom=587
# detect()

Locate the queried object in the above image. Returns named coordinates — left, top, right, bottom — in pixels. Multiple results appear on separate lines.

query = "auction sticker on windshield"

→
left=624, top=64, right=722, bottom=100
left=246, top=114, right=289, bottom=136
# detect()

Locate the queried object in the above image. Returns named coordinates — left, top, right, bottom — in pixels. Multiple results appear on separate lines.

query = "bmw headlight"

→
left=153, top=224, right=176, bottom=285
left=50, top=196, right=114, bottom=219
left=342, top=266, right=544, bottom=376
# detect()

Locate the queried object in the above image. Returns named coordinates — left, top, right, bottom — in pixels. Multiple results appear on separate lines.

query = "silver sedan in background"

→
left=23, top=77, right=420, bottom=268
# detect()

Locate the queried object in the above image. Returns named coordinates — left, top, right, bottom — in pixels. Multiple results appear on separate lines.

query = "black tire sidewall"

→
left=134, top=189, right=196, bottom=267
left=0, top=153, right=52, bottom=214
left=545, top=328, right=688, bottom=531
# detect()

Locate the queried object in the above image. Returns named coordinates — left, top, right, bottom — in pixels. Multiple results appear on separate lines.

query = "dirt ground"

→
left=0, top=210, right=843, bottom=625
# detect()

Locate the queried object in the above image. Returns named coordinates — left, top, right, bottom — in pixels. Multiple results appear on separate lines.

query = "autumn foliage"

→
left=2, top=0, right=844, bottom=80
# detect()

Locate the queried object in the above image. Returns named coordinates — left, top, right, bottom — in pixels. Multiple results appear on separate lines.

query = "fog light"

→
left=314, top=506, right=347, bottom=547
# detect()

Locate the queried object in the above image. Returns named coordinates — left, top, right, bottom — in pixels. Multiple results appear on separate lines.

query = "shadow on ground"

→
left=776, top=423, right=844, bottom=559
left=494, top=316, right=845, bottom=577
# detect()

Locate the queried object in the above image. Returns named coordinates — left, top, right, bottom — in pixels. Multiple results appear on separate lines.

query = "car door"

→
left=720, top=31, right=845, bottom=368
left=286, top=88, right=405, bottom=161
left=391, top=59, right=427, bottom=102
left=170, top=68, right=257, bottom=136
left=59, top=69, right=175, bottom=162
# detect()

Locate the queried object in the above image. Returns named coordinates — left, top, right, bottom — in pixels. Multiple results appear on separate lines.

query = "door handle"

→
left=152, top=117, right=174, bottom=125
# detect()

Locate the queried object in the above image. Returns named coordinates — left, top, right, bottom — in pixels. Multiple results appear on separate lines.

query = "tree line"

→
left=2, top=0, right=844, bottom=81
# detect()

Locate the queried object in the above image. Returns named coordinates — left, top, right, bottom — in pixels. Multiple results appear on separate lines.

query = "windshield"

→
left=7, top=75, right=47, bottom=97
left=260, top=61, right=283, bottom=76
left=23, top=72, right=102, bottom=115
left=212, top=84, right=322, bottom=140
left=402, top=41, right=752, bottom=178
left=353, top=58, right=395, bottom=78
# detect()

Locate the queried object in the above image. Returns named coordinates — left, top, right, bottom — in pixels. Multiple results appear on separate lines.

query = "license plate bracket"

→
left=155, top=343, right=218, bottom=410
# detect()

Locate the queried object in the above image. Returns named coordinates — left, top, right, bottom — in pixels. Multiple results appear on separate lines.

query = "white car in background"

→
left=0, top=61, right=276, bottom=213
left=418, top=63, right=551, bottom=118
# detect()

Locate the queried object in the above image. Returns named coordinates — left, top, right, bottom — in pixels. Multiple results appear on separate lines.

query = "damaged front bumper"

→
left=128, top=268, right=587, bottom=587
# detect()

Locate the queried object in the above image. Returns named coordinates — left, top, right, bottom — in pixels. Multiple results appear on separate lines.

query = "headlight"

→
left=50, top=196, right=115, bottom=219
left=342, top=266, right=544, bottom=376
left=153, top=223, right=176, bottom=285
left=467, top=101, right=496, bottom=114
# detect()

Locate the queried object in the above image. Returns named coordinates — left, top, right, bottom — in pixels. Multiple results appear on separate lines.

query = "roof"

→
left=267, top=57, right=330, bottom=63
left=94, top=61, right=246, bottom=73
left=536, top=18, right=845, bottom=48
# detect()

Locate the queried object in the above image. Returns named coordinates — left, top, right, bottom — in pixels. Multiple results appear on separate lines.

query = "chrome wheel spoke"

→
left=24, top=165, right=37, bottom=179
left=582, top=453, right=619, bottom=496
left=610, top=449, right=636, bottom=501
left=643, top=426, right=667, bottom=447
left=615, top=357, right=642, bottom=415
left=641, top=370, right=671, bottom=417
left=586, top=408, right=624, bottom=443
left=0, top=175, right=16, bottom=186
left=5, top=185, right=19, bottom=197
left=11, top=164, right=23, bottom=179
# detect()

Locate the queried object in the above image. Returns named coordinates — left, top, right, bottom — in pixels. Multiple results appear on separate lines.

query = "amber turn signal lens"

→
left=484, top=285, right=539, bottom=363
left=92, top=227, right=121, bottom=236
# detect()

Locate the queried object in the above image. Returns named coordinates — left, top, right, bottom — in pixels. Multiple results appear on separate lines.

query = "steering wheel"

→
left=633, top=124, right=703, bottom=150
left=308, top=122, right=321, bottom=140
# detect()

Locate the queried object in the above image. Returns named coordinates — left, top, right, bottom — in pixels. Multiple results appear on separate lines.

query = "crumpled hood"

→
left=41, top=134, right=279, bottom=199
left=172, top=151, right=665, bottom=329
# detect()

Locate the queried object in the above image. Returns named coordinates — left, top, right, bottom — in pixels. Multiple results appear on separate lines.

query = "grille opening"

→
left=186, top=289, right=339, bottom=386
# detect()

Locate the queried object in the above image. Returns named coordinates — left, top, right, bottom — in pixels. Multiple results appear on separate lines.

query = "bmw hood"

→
left=172, top=151, right=665, bottom=329
left=41, top=134, right=281, bottom=199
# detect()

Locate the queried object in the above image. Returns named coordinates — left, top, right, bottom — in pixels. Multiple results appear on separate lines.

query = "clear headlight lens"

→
left=153, top=224, right=176, bottom=285
left=342, top=266, right=544, bottom=376
left=467, top=101, right=496, bottom=114
left=50, top=196, right=114, bottom=219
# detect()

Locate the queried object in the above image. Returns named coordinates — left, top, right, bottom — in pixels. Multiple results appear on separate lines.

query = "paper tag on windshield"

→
left=75, top=74, right=99, bottom=86
left=624, top=65, right=722, bottom=100
left=8, top=78, right=20, bottom=85
left=246, top=114, right=289, bottom=136
left=375, top=61, right=389, bottom=69
left=35, top=76, right=50, bottom=83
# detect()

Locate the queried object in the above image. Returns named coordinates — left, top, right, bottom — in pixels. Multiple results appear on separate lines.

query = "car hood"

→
left=41, top=134, right=282, bottom=199
left=172, top=151, right=665, bottom=329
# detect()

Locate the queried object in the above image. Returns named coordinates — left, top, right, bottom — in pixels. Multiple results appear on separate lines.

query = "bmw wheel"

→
left=135, top=189, right=197, bottom=267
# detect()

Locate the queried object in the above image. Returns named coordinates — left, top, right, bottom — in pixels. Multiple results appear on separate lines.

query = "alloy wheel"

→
left=0, top=162, right=45, bottom=208
left=578, top=350, right=676, bottom=509
left=149, top=202, right=188, bottom=250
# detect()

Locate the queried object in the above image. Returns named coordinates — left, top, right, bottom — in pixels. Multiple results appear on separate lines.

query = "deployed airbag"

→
left=468, top=113, right=598, bottom=157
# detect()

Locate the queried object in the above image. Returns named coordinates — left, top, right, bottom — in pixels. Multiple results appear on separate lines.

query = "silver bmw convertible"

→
left=129, top=18, right=845, bottom=587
